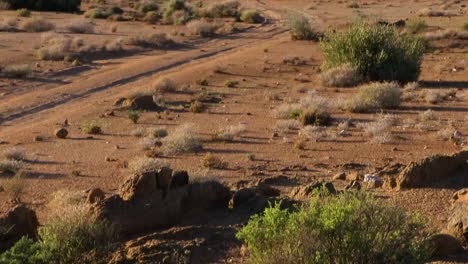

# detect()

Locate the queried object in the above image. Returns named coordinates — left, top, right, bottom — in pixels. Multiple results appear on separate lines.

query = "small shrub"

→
left=320, top=64, right=361, bottom=87
left=215, top=124, right=246, bottom=141
left=104, top=37, right=124, bottom=52
left=364, top=114, right=397, bottom=144
left=0, top=17, right=18, bottom=31
left=147, top=127, right=168, bottom=138
left=127, top=33, right=174, bottom=48
left=274, top=120, right=300, bottom=133
left=16, top=8, right=30, bottom=17
left=84, top=7, right=114, bottom=19
left=1, top=64, right=31, bottom=78
left=240, top=9, right=263, bottom=24
left=0, top=159, right=23, bottom=174
left=65, top=21, right=94, bottom=34
left=81, top=121, right=102, bottom=134
left=423, top=29, right=456, bottom=40
left=225, top=80, right=239, bottom=88
left=143, top=11, right=159, bottom=24
left=237, top=191, right=430, bottom=264
left=347, top=2, right=359, bottom=8
left=128, top=156, right=166, bottom=174
left=407, top=19, right=427, bottom=34
left=3, top=172, right=26, bottom=201
left=138, top=0, right=158, bottom=13
left=200, top=153, right=227, bottom=169
left=299, top=108, right=331, bottom=126
left=20, top=17, right=55, bottom=32
left=200, top=0, right=239, bottom=18
left=346, top=82, right=402, bottom=112
left=189, top=100, right=205, bottom=113
left=37, top=35, right=74, bottom=61
left=320, top=21, right=426, bottom=83
left=3, top=147, right=25, bottom=161
left=196, top=79, right=208, bottom=86
left=127, top=110, right=140, bottom=124
left=161, top=124, right=202, bottom=155
left=153, top=77, right=176, bottom=94
left=464, top=22, right=468, bottom=31
left=419, top=109, right=437, bottom=121
left=139, top=136, right=157, bottom=150
left=186, top=19, right=221, bottom=37
left=286, top=13, right=320, bottom=40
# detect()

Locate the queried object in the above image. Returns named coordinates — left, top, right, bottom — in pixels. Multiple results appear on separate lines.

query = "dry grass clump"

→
left=36, top=34, right=86, bottom=61
left=2, top=147, right=26, bottom=161
left=274, top=119, right=301, bottom=133
left=423, top=90, right=456, bottom=104
left=215, top=124, right=246, bottom=141
left=139, top=136, right=158, bottom=150
left=3, top=172, right=26, bottom=201
left=436, top=127, right=456, bottom=141
left=274, top=91, right=330, bottom=122
left=286, top=12, right=320, bottom=40
left=0, top=159, right=24, bottom=174
left=423, top=29, right=456, bottom=40
left=128, top=156, right=166, bottom=174
left=81, top=120, right=102, bottom=134
left=417, top=8, right=457, bottom=17
left=189, top=100, right=205, bottom=113
left=406, top=19, right=427, bottom=34
left=161, top=124, right=203, bottom=155
left=104, top=37, right=124, bottom=52
left=65, top=21, right=94, bottom=34
left=84, top=7, right=120, bottom=19
left=0, top=17, right=18, bottom=31
left=363, top=114, right=398, bottom=144
left=186, top=19, right=222, bottom=37
left=199, top=0, right=240, bottom=18
left=320, top=64, right=361, bottom=87
left=299, top=126, right=328, bottom=142
left=0, top=64, right=31, bottom=78
left=20, top=17, right=55, bottom=32
left=200, top=153, right=227, bottom=169
left=153, top=77, right=177, bottom=94
left=16, top=8, right=31, bottom=17
left=346, top=82, right=402, bottom=113
left=239, top=9, right=263, bottom=24
left=419, top=109, right=437, bottom=122
left=137, top=0, right=159, bottom=13
left=127, top=33, right=174, bottom=48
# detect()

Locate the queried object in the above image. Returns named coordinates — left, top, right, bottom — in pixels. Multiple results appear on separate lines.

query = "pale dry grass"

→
left=0, top=159, right=24, bottom=174
left=346, top=82, right=401, bottom=113
left=128, top=156, right=167, bottom=175
left=215, top=124, right=246, bottom=141
left=2, top=147, right=26, bottom=161
left=1, top=64, right=32, bottom=78
left=320, top=64, right=361, bottom=87
left=186, top=19, right=222, bottom=37
left=21, top=17, right=55, bottom=32
left=153, top=77, right=177, bottom=94
left=161, top=124, right=202, bottom=155
left=65, top=21, right=95, bottom=34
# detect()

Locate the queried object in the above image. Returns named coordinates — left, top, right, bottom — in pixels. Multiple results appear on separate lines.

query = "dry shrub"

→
left=286, top=12, right=320, bottom=40
left=215, top=124, right=246, bottom=141
left=417, top=8, right=457, bottom=17
left=200, top=153, right=227, bottom=169
left=240, top=9, right=263, bottom=24
left=128, top=156, right=166, bottom=174
left=37, top=34, right=73, bottom=60
left=406, top=19, right=427, bottom=34
left=20, top=17, right=55, bottom=32
left=65, top=21, right=94, bottom=34
left=424, top=90, right=444, bottom=104
left=363, top=114, right=397, bottom=144
left=3, top=172, right=26, bottom=201
left=320, top=64, right=361, bottom=87
left=437, top=127, right=456, bottom=141
left=2, top=147, right=25, bottom=161
left=423, top=29, right=456, bottom=40
left=346, top=82, right=401, bottom=113
left=153, top=77, right=177, bottom=94
left=0, top=17, right=18, bottom=31
left=139, top=136, right=157, bottom=150
left=0, top=159, right=24, bottom=174
left=81, top=120, right=102, bottom=134
left=186, top=19, right=222, bottom=37
left=419, top=109, right=437, bottom=121
left=127, top=33, right=174, bottom=48
left=161, top=124, right=202, bottom=155
left=1, top=64, right=31, bottom=78
left=200, top=0, right=239, bottom=18
left=104, top=37, right=124, bottom=52
left=299, top=126, right=330, bottom=142
left=274, top=119, right=301, bottom=133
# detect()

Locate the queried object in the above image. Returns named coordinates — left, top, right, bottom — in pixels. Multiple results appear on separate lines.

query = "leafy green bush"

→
left=237, top=191, right=431, bottom=264
left=346, top=82, right=402, bottom=112
left=0, top=0, right=81, bottom=12
left=286, top=13, right=320, bottom=40
left=320, top=21, right=426, bottom=83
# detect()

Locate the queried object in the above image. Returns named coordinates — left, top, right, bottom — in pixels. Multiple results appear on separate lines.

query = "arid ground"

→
left=0, top=0, right=467, bottom=263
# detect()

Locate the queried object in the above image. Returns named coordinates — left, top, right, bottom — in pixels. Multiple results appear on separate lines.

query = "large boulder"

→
left=397, top=150, right=468, bottom=189
left=289, top=182, right=336, bottom=200
left=0, top=205, right=39, bottom=252
left=429, top=233, right=463, bottom=257
left=447, top=189, right=468, bottom=246
left=123, top=95, right=160, bottom=111
left=90, top=170, right=230, bottom=235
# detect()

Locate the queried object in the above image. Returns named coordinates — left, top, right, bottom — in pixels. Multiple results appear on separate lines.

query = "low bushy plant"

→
left=320, top=21, right=426, bottom=83
left=20, top=17, right=55, bottom=32
left=16, top=8, right=30, bottom=17
left=237, top=191, right=431, bottom=264
left=346, top=82, right=402, bottom=112
left=240, top=9, right=263, bottom=24
left=286, top=13, right=320, bottom=40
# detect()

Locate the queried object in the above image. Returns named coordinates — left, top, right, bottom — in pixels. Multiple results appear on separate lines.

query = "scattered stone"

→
left=54, top=128, right=68, bottom=139
left=34, top=135, right=44, bottom=142
left=113, top=97, right=126, bottom=106
left=345, top=180, right=361, bottom=191
left=86, top=188, right=105, bottom=204
left=333, top=172, right=346, bottom=180
left=429, top=233, right=462, bottom=257
left=363, top=174, right=383, bottom=188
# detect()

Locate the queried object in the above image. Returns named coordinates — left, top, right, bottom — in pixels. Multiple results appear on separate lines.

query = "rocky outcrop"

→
left=289, top=181, right=336, bottom=200
left=123, top=95, right=161, bottom=111
left=0, top=205, right=39, bottom=252
left=429, top=233, right=463, bottom=257
left=89, top=169, right=230, bottom=235
left=447, top=188, right=468, bottom=246
left=397, top=150, right=468, bottom=189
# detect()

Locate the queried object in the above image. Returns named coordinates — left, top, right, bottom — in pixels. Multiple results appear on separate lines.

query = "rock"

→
left=255, top=184, right=280, bottom=197
left=363, top=174, right=383, bottom=188
left=86, top=188, right=105, bottom=204
left=120, top=171, right=158, bottom=202
left=345, top=180, right=361, bottom=191
left=124, top=95, right=160, bottom=110
left=429, top=233, right=462, bottom=257
left=169, top=171, right=189, bottom=190
left=54, top=128, right=68, bottom=139
left=347, top=171, right=363, bottom=181
left=260, top=175, right=289, bottom=185
left=34, top=135, right=44, bottom=142
left=156, top=167, right=173, bottom=191
left=447, top=189, right=468, bottom=246
left=333, top=172, right=346, bottom=180
left=290, top=182, right=336, bottom=200
left=0, top=205, right=39, bottom=252
left=397, top=150, right=468, bottom=189
left=232, top=188, right=257, bottom=208
left=113, top=97, right=126, bottom=106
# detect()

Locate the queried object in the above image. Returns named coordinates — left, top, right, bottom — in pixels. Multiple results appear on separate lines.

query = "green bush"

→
left=407, top=19, right=427, bottom=34
left=320, top=21, right=426, bottom=83
left=463, top=22, right=468, bottom=31
left=240, top=9, right=263, bottom=24
left=237, top=191, right=431, bottom=264
left=346, top=82, right=402, bottom=112
left=0, top=0, right=81, bottom=12
left=16, top=8, right=30, bottom=17
left=286, top=13, right=320, bottom=40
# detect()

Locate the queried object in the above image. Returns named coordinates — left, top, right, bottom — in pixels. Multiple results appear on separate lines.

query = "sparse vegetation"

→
left=201, top=153, right=227, bottom=169
left=0, top=159, right=23, bottom=174
left=320, top=21, right=426, bottom=83
left=153, top=77, right=177, bottom=94
left=81, top=120, right=102, bottom=134
left=1, top=64, right=31, bottom=78
left=189, top=100, right=205, bottom=113
left=187, top=19, right=221, bottom=37
left=16, top=8, right=30, bottom=17
left=3, top=147, right=25, bottom=161
left=286, top=13, right=320, bottom=40
left=128, top=156, right=166, bottom=174
left=3, top=171, right=26, bottom=201
left=200, top=0, right=239, bottom=18
left=364, top=114, right=398, bottom=143
left=237, top=191, right=430, bottom=264
left=225, top=80, right=239, bottom=88
left=407, top=19, right=427, bottom=34
left=215, top=124, right=246, bottom=141
left=127, top=33, right=174, bottom=48
left=320, top=64, right=361, bottom=87
left=161, top=124, right=202, bottom=155
left=20, top=17, right=55, bottom=32
left=1, top=0, right=81, bottom=12
left=346, top=82, right=402, bottom=112
left=127, top=110, right=140, bottom=124
left=65, top=21, right=94, bottom=34
left=240, top=9, right=263, bottom=24
left=464, top=22, right=468, bottom=31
